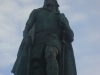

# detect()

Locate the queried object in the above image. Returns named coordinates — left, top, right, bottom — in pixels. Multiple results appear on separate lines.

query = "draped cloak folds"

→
left=11, top=8, right=77, bottom=75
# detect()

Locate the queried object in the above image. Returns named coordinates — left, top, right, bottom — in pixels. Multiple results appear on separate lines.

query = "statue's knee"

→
left=45, top=46, right=58, bottom=61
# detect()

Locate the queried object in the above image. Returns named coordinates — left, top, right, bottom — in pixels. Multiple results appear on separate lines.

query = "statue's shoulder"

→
left=32, top=7, right=44, bottom=12
left=30, top=8, right=44, bottom=15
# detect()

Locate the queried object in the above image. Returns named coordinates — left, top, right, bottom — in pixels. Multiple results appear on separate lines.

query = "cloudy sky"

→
left=0, top=0, right=100, bottom=75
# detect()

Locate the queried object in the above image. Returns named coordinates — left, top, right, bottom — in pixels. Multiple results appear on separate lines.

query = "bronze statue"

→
left=12, top=0, right=77, bottom=75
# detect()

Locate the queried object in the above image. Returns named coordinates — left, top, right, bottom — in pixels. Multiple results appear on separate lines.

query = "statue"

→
left=11, top=0, right=77, bottom=75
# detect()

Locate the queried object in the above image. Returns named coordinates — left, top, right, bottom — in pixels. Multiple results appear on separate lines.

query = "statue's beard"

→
left=45, top=6, right=59, bottom=12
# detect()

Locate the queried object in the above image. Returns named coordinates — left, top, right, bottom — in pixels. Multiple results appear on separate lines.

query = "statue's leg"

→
left=31, top=59, right=46, bottom=75
left=45, top=45, right=59, bottom=75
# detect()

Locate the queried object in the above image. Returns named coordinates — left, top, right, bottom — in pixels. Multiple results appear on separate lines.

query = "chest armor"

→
left=34, top=9, right=61, bottom=35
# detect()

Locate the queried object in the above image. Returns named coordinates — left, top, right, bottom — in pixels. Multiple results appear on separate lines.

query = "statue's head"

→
left=43, top=0, right=59, bottom=7
left=43, top=0, right=59, bottom=12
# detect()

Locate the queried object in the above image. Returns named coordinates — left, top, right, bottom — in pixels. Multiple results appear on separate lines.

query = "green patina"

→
left=12, top=0, right=77, bottom=75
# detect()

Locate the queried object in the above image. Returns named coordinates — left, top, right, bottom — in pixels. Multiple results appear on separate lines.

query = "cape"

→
left=11, top=25, right=35, bottom=75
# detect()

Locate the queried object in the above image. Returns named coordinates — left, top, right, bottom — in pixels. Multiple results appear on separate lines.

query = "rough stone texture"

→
left=12, top=0, right=77, bottom=75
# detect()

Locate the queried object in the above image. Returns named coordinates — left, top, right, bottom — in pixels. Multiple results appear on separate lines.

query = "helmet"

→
left=43, top=0, right=59, bottom=7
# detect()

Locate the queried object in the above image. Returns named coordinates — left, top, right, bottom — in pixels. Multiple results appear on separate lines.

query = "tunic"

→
left=30, top=8, right=62, bottom=59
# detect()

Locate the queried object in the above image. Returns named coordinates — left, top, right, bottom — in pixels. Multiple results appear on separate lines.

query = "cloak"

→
left=64, top=42, right=77, bottom=75
left=11, top=25, right=35, bottom=75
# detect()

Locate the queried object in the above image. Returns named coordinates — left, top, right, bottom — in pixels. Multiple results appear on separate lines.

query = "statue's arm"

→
left=60, top=14, right=74, bottom=42
left=23, top=9, right=37, bottom=37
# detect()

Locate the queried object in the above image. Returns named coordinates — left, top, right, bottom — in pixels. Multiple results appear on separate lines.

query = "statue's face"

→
left=46, top=4, right=58, bottom=11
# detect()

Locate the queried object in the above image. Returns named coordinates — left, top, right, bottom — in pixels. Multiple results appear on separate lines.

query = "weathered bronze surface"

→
left=12, top=0, right=77, bottom=75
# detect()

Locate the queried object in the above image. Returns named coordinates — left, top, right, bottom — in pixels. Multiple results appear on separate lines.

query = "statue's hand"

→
left=23, top=33, right=32, bottom=45
left=66, top=34, right=74, bottom=42
left=69, top=36, right=74, bottom=42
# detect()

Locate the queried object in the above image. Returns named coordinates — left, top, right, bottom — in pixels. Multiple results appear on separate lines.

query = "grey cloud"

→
left=0, top=0, right=100, bottom=75
left=0, top=73, right=4, bottom=75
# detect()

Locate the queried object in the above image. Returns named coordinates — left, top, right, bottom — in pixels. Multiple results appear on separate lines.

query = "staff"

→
left=61, top=31, right=66, bottom=75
